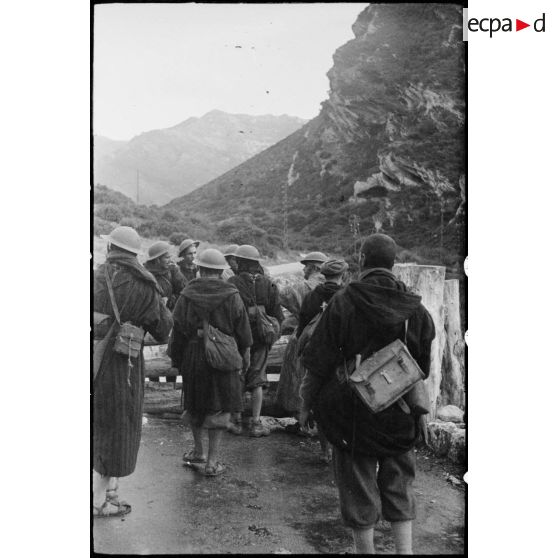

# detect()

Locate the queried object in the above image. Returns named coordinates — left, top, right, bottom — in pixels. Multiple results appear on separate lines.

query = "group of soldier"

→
left=93, top=224, right=435, bottom=555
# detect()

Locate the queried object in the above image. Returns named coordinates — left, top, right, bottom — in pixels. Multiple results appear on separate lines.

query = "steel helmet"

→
left=235, top=244, right=262, bottom=262
left=194, top=248, right=230, bottom=270
left=178, top=238, right=200, bottom=257
left=300, top=251, right=327, bottom=264
left=222, top=244, right=239, bottom=257
left=101, top=226, right=141, bottom=255
left=146, top=241, right=171, bottom=262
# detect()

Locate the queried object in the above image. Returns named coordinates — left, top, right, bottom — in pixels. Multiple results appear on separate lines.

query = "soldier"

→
left=301, top=234, right=435, bottom=554
left=177, top=238, right=200, bottom=282
left=169, top=249, right=252, bottom=476
left=279, top=251, right=328, bottom=327
left=93, top=226, right=173, bottom=517
left=296, top=258, right=349, bottom=337
left=228, top=245, right=284, bottom=437
left=221, top=244, right=239, bottom=281
left=275, top=251, right=327, bottom=421
left=296, top=258, right=348, bottom=463
left=144, top=240, right=186, bottom=310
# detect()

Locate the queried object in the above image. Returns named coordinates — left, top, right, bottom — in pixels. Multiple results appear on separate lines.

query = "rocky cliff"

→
left=169, top=4, right=465, bottom=264
left=94, top=111, right=306, bottom=205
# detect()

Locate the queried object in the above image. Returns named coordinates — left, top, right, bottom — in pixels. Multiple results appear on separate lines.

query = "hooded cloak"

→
left=170, top=277, right=252, bottom=418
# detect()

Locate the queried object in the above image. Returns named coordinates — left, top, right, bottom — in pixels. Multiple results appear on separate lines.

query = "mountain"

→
left=167, top=4, right=465, bottom=266
left=93, top=111, right=306, bottom=205
left=93, top=135, right=127, bottom=161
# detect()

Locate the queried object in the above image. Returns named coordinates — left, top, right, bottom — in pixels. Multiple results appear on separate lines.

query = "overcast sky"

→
left=93, top=3, right=368, bottom=141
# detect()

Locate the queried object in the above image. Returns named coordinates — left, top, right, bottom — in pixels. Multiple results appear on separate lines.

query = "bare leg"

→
left=92, top=470, right=110, bottom=508
left=352, top=526, right=375, bottom=554
left=251, top=386, right=263, bottom=421
left=392, top=520, right=413, bottom=554
left=207, top=429, right=224, bottom=468
left=105, top=476, right=119, bottom=501
left=191, top=426, right=206, bottom=459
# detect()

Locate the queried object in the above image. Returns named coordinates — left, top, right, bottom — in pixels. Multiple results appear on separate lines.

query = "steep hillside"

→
left=93, top=111, right=306, bottom=205
left=168, top=4, right=465, bottom=266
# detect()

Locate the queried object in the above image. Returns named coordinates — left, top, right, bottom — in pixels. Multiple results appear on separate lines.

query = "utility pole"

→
left=136, top=170, right=140, bottom=204
left=282, top=180, right=289, bottom=251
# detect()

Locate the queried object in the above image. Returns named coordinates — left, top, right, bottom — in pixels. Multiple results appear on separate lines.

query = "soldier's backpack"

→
left=313, top=320, right=429, bottom=457
left=105, top=265, right=145, bottom=360
left=247, top=276, right=280, bottom=346
left=248, top=304, right=281, bottom=346
left=195, top=307, right=243, bottom=373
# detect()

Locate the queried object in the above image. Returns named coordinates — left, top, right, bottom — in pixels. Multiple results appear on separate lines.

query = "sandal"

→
left=106, top=489, right=119, bottom=503
left=182, top=451, right=207, bottom=464
left=204, top=462, right=225, bottom=477
left=93, top=500, right=131, bottom=518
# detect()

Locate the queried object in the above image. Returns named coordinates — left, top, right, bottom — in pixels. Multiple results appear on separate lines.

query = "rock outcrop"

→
left=170, top=4, right=465, bottom=261
left=437, top=405, right=464, bottom=423
left=427, top=420, right=466, bottom=464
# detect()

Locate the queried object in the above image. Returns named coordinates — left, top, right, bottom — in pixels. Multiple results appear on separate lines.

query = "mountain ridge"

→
left=166, top=4, right=465, bottom=265
left=94, top=111, right=307, bottom=205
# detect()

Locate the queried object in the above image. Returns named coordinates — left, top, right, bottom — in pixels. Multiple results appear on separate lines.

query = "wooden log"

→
left=393, top=263, right=446, bottom=421
left=440, top=279, right=465, bottom=408
left=267, top=335, right=289, bottom=370
left=143, top=344, right=173, bottom=377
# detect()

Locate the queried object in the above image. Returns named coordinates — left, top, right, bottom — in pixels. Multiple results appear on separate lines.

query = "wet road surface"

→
left=93, top=416, right=465, bottom=554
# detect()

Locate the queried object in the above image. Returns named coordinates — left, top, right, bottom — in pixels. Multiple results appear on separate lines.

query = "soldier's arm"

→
left=143, top=288, right=173, bottom=344
left=170, top=264, right=187, bottom=294
left=268, top=281, right=284, bottom=324
left=168, top=295, right=189, bottom=368
left=231, top=293, right=253, bottom=353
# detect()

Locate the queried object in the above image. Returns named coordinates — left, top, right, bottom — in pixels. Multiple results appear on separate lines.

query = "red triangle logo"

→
left=516, top=19, right=530, bottom=31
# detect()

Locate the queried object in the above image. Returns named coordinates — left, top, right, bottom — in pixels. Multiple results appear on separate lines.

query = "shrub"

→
left=162, top=209, right=180, bottom=222
left=137, top=220, right=157, bottom=238
left=120, top=216, right=141, bottom=229
left=93, top=216, right=113, bottom=236
left=95, top=203, right=123, bottom=223
left=152, top=220, right=175, bottom=237
left=169, top=232, right=189, bottom=246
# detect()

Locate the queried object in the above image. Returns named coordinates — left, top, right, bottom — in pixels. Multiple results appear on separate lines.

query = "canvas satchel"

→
left=246, top=278, right=280, bottom=346
left=105, top=265, right=145, bottom=360
left=198, top=309, right=243, bottom=373
left=253, top=304, right=280, bottom=346
left=349, top=321, right=429, bottom=415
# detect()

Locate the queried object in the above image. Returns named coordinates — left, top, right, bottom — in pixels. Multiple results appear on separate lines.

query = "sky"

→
left=93, top=3, right=369, bottom=141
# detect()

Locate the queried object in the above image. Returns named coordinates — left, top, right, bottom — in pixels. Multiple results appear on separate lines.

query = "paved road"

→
left=93, top=416, right=465, bottom=554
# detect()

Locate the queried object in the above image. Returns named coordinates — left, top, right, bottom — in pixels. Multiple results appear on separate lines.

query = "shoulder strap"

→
left=247, top=273, right=258, bottom=307
left=104, top=264, right=135, bottom=326
left=350, top=318, right=409, bottom=375
left=404, top=319, right=409, bottom=344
